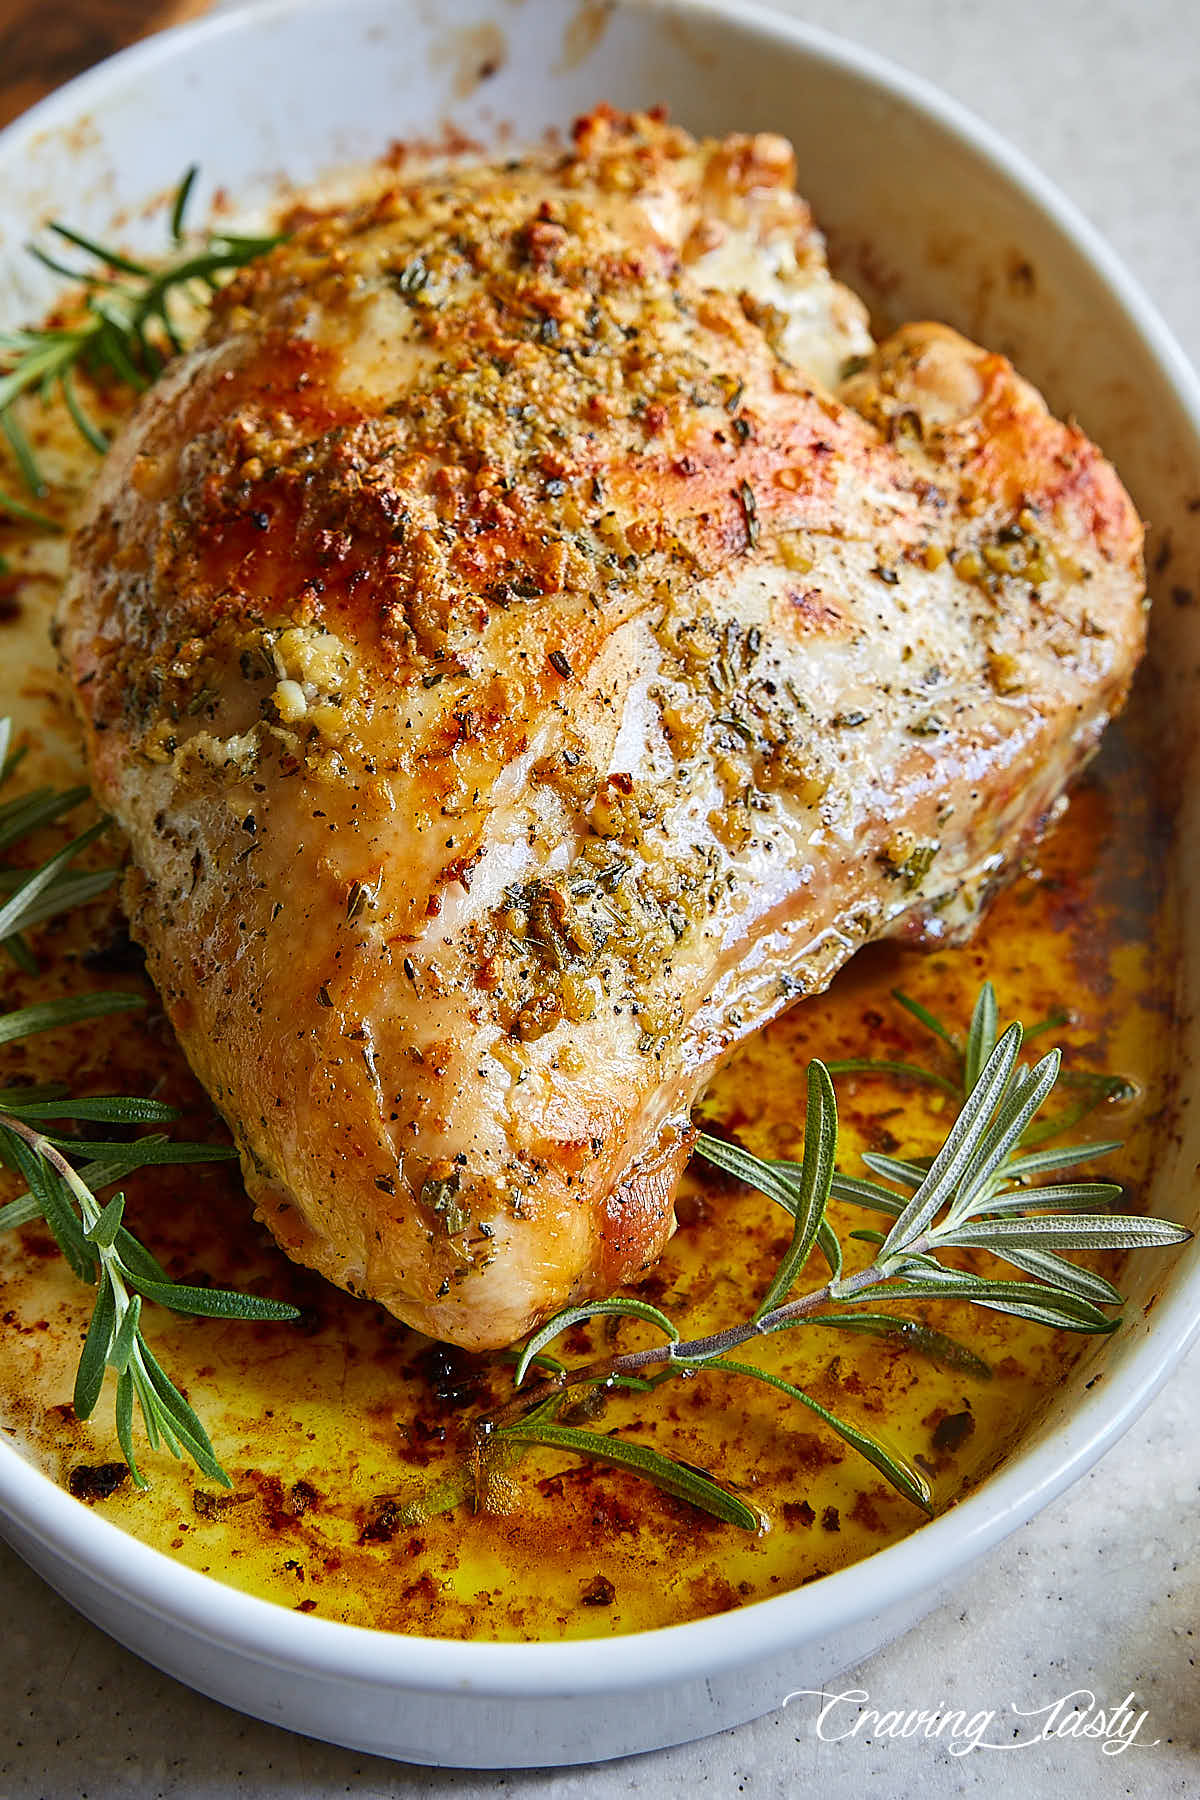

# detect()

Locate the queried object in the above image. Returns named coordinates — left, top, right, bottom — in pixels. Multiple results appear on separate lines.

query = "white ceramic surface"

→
left=0, top=0, right=1198, bottom=1771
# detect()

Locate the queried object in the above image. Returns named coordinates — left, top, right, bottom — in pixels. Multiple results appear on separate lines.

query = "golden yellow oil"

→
left=0, top=359, right=1176, bottom=1643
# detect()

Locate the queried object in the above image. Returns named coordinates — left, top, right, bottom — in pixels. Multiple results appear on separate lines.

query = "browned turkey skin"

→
left=56, top=109, right=1145, bottom=1349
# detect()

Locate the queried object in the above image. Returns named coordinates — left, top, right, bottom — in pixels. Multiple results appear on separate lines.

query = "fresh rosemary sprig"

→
left=442, top=985, right=1189, bottom=1530
left=0, top=720, right=299, bottom=1486
left=0, top=715, right=120, bottom=972
left=0, top=166, right=280, bottom=516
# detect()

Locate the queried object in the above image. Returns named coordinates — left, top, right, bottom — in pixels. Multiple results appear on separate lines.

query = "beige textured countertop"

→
left=1, top=1, right=1197, bottom=1794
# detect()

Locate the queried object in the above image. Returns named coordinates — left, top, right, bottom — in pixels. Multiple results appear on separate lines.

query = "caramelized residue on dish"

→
left=0, top=274, right=1175, bottom=1644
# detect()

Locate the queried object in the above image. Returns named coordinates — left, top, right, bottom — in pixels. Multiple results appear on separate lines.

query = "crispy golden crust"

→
left=57, top=110, right=1145, bottom=1348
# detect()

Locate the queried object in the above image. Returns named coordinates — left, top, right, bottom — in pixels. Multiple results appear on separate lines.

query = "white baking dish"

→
left=0, top=0, right=1197, bottom=1769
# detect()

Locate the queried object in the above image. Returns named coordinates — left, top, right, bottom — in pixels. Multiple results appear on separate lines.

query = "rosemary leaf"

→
left=4, top=1135, right=95, bottom=1280
left=170, top=167, right=199, bottom=243
left=108, top=1292, right=143, bottom=1375
left=113, top=1227, right=171, bottom=1287
left=60, top=368, right=109, bottom=453
left=0, top=991, right=144, bottom=1048
left=37, top=1133, right=236, bottom=1165
left=1017, top=1074, right=1134, bottom=1147
left=0, top=406, right=45, bottom=496
left=2, top=933, right=37, bottom=975
left=824, top=1056, right=959, bottom=1096
left=854, top=1270, right=1117, bottom=1333
left=24, top=245, right=95, bottom=282
left=805, top=1311, right=993, bottom=1379
left=880, top=1023, right=1023, bottom=1255
left=0, top=784, right=91, bottom=853
left=0, top=1083, right=69, bottom=1107
left=988, top=1246, right=1123, bottom=1306
left=397, top=1395, right=568, bottom=1525
left=1023, top=1009, right=1071, bottom=1040
left=693, top=1131, right=808, bottom=1215
left=84, top=1189, right=125, bottom=1250
left=8, top=1095, right=179, bottom=1124
left=1002, top=1141, right=1123, bottom=1181
left=498, top=1421, right=762, bottom=1531
left=701, top=1357, right=932, bottom=1513
left=0, top=866, right=119, bottom=937
left=936, top=1213, right=1188, bottom=1253
left=860, top=1151, right=929, bottom=1190
left=0, top=726, right=300, bottom=1485
left=753, top=1058, right=837, bottom=1318
left=703, top=1150, right=845, bottom=1272
left=0, top=1191, right=39, bottom=1232
left=963, top=980, right=999, bottom=1091
left=944, top=1051, right=1063, bottom=1224
left=136, top=1339, right=231, bottom=1486
left=130, top=1358, right=163, bottom=1454
left=114, top=1369, right=142, bottom=1486
left=73, top=1275, right=116, bottom=1418
left=122, top=1274, right=300, bottom=1323
left=501, top=1348, right=565, bottom=1380
left=816, top=1217, right=843, bottom=1281
left=0, top=817, right=110, bottom=941
left=48, top=221, right=152, bottom=278
left=966, top=1180, right=1124, bottom=1216
left=514, top=1296, right=679, bottom=1387
left=891, top=989, right=958, bottom=1049
left=967, top=1285, right=1121, bottom=1333
left=828, top=1172, right=905, bottom=1217
left=91, top=310, right=149, bottom=390
left=1058, top=1071, right=1137, bottom=1100
left=395, top=1465, right=478, bottom=1526
left=1, top=180, right=284, bottom=506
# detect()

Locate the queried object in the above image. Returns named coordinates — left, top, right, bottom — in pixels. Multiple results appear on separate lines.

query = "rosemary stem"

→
left=0, top=1107, right=98, bottom=1221
left=0, top=1105, right=140, bottom=1321
left=486, top=1237, right=932, bottom=1431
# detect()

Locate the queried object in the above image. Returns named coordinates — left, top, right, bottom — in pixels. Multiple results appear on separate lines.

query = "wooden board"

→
left=0, top=0, right=212, bottom=127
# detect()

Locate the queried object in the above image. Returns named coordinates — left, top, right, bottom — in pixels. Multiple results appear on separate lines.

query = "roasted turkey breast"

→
left=56, top=109, right=1145, bottom=1349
